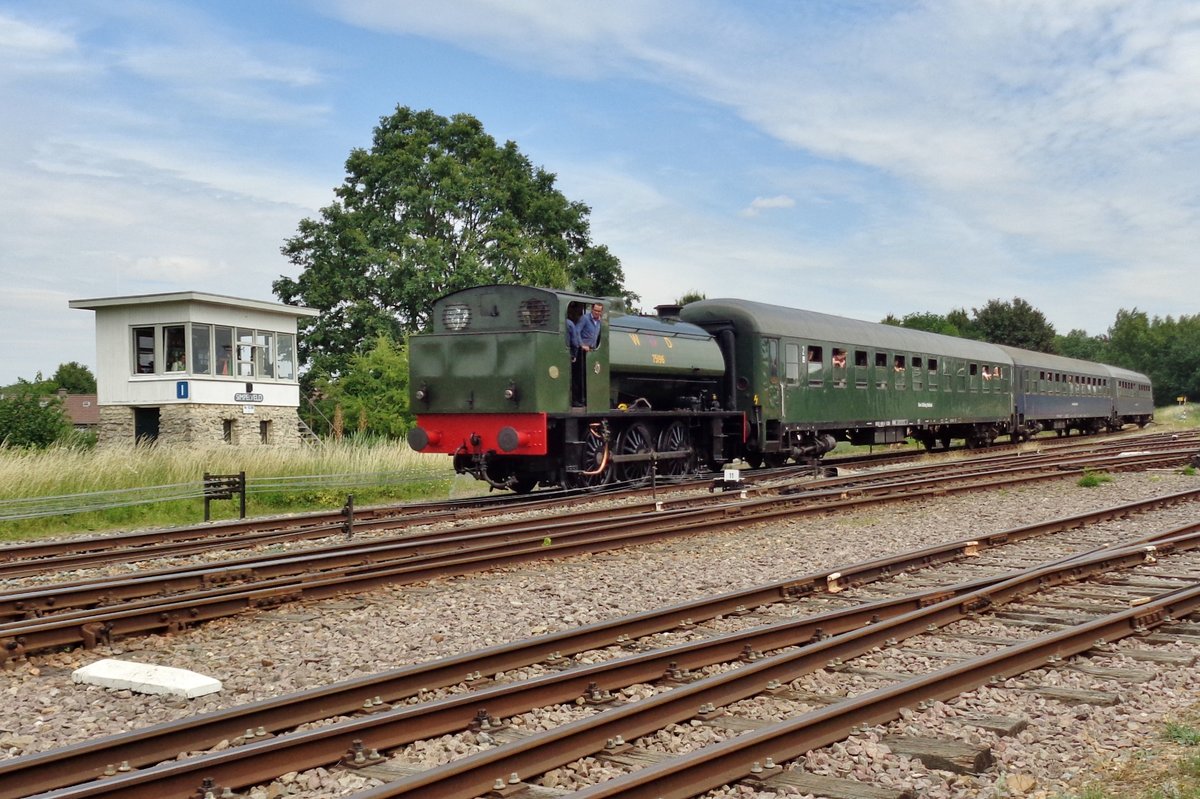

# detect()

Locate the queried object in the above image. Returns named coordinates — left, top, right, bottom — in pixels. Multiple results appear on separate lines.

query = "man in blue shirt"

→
left=578, top=302, right=603, bottom=353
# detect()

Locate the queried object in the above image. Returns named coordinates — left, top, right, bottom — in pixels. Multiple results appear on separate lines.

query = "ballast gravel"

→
left=2, top=471, right=1200, bottom=799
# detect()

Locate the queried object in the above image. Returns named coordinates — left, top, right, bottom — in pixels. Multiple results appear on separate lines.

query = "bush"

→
left=0, top=388, right=71, bottom=448
left=1077, top=470, right=1114, bottom=488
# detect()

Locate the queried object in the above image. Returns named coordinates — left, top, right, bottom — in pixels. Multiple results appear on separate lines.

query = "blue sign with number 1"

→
left=176, top=381, right=189, bottom=399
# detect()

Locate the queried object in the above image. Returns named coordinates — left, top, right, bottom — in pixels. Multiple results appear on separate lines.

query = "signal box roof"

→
left=69, top=291, right=319, bottom=317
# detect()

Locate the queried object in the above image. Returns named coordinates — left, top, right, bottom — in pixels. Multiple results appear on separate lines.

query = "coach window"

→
left=807, top=345, right=824, bottom=386
left=912, top=357, right=924, bottom=390
left=831, top=348, right=847, bottom=387
left=893, top=355, right=906, bottom=389
left=926, top=358, right=939, bottom=389
left=875, top=352, right=888, bottom=388
left=767, top=338, right=780, bottom=382
left=236, top=328, right=255, bottom=378
left=784, top=342, right=800, bottom=385
left=855, top=350, right=868, bottom=388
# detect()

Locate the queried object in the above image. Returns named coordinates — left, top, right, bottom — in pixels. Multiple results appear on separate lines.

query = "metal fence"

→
left=0, top=469, right=448, bottom=522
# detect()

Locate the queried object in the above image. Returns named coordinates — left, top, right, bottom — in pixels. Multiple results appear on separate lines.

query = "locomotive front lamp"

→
left=503, top=381, right=519, bottom=402
left=443, top=304, right=471, bottom=331
left=415, top=384, right=430, bottom=402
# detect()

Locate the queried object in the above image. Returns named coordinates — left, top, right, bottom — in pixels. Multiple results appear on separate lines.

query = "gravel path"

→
left=2, top=470, right=1199, bottom=799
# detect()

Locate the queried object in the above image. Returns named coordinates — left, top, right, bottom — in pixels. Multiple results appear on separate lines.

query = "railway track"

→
left=2, top=429, right=1193, bottom=585
left=1, top=427, right=1185, bottom=580
left=7, top=481, right=1200, bottom=798
left=0, top=436, right=1194, bottom=666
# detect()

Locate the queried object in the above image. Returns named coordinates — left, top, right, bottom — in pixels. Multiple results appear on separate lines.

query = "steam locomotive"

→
left=406, top=284, right=1153, bottom=491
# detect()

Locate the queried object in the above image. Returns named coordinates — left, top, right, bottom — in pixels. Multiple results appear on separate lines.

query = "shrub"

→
left=1077, top=470, right=1114, bottom=488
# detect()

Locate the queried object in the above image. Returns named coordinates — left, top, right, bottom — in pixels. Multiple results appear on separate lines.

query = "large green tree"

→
left=50, top=362, right=97, bottom=394
left=971, top=297, right=1056, bottom=352
left=1054, top=329, right=1109, bottom=362
left=274, top=106, right=631, bottom=377
left=1107, top=309, right=1200, bottom=405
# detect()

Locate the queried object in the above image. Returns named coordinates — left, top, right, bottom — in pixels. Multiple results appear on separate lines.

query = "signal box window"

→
left=133, top=327, right=155, bottom=374
left=191, top=324, right=211, bottom=375
left=215, top=326, right=234, bottom=376
left=277, top=334, right=296, bottom=381
left=256, top=332, right=274, bottom=379
left=237, top=328, right=255, bottom=377
left=164, top=325, right=186, bottom=372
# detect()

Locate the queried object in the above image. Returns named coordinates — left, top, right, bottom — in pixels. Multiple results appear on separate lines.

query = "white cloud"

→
left=740, top=195, right=794, bottom=217
left=0, top=12, right=75, bottom=56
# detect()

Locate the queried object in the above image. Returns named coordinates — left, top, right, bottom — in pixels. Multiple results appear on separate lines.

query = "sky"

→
left=2, top=0, right=1198, bottom=385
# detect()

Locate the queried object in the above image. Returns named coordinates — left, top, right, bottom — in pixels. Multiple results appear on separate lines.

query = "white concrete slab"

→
left=72, top=658, right=222, bottom=698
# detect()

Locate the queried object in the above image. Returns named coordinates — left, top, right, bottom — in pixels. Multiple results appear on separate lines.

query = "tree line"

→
left=883, top=298, right=1198, bottom=406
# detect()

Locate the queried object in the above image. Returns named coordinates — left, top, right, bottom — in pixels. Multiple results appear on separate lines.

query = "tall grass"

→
left=0, top=439, right=460, bottom=540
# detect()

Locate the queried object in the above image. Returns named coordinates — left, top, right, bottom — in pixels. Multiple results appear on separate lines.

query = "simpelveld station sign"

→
left=234, top=392, right=264, bottom=403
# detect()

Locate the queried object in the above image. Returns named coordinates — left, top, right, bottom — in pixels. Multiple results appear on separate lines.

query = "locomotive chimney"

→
left=655, top=303, right=682, bottom=320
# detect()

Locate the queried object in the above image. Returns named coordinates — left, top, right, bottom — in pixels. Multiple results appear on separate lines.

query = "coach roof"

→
left=680, top=299, right=1011, bottom=364
left=993, top=345, right=1114, bottom=378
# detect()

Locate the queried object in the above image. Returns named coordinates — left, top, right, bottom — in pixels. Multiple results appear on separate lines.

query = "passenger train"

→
left=406, top=285, right=1154, bottom=491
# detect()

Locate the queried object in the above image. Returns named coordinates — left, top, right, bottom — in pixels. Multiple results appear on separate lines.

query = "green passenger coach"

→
left=679, top=299, right=1015, bottom=462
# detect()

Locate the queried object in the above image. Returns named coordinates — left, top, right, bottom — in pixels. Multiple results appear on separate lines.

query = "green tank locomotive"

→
left=406, top=285, right=742, bottom=491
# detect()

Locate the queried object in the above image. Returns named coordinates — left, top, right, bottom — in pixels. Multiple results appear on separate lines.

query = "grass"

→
left=0, top=438, right=461, bottom=541
left=1055, top=716, right=1200, bottom=799
left=1077, top=469, right=1115, bottom=488
left=2, top=402, right=1196, bottom=541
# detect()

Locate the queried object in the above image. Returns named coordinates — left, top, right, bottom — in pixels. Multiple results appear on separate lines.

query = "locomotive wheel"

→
left=656, top=421, right=694, bottom=477
left=763, top=453, right=789, bottom=468
left=571, top=423, right=612, bottom=488
left=616, top=422, right=655, bottom=484
left=744, top=453, right=764, bottom=469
